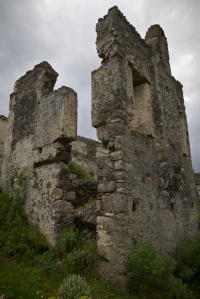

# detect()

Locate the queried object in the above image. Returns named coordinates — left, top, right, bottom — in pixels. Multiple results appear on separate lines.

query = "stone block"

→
left=66, top=191, right=76, bottom=201
left=52, top=188, right=63, bottom=200
left=96, top=147, right=109, bottom=158
left=74, top=201, right=98, bottom=229
left=34, top=142, right=71, bottom=166
left=53, top=200, right=74, bottom=224
left=114, top=160, right=125, bottom=171
left=71, top=140, right=87, bottom=156
left=34, top=86, right=77, bottom=147
left=110, top=150, right=124, bottom=161
left=112, top=171, right=125, bottom=180
left=97, top=181, right=116, bottom=193
left=101, top=193, right=128, bottom=213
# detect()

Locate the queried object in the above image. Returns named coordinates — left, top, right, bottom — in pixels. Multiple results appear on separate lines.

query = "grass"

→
left=0, top=258, right=60, bottom=299
left=0, top=258, right=132, bottom=299
left=69, top=161, right=95, bottom=181
left=198, top=209, right=200, bottom=228
left=1, top=186, right=199, bottom=299
left=0, top=190, right=132, bottom=299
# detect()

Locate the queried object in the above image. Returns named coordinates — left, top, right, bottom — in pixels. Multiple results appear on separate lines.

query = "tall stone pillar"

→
left=1, top=62, right=77, bottom=245
left=92, top=6, right=198, bottom=283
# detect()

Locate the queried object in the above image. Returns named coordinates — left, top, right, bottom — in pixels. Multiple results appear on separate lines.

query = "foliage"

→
left=125, top=241, right=193, bottom=298
left=11, top=166, right=30, bottom=201
left=69, top=161, right=95, bottom=181
left=64, top=242, right=101, bottom=275
left=0, top=188, right=131, bottom=299
left=173, top=236, right=200, bottom=295
left=0, top=258, right=59, bottom=299
left=49, top=228, right=101, bottom=275
left=87, top=197, right=97, bottom=204
left=89, top=277, right=132, bottom=299
left=52, top=228, right=81, bottom=258
left=0, top=190, right=48, bottom=261
left=2, top=172, right=200, bottom=299
left=58, top=274, right=92, bottom=299
left=198, top=210, right=200, bottom=229
left=0, top=257, right=132, bottom=299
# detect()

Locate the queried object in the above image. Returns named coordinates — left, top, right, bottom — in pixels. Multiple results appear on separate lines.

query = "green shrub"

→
left=173, top=236, right=200, bottom=294
left=53, top=228, right=82, bottom=258
left=11, top=166, right=30, bottom=201
left=50, top=228, right=100, bottom=275
left=198, top=210, right=200, bottom=229
left=125, top=241, right=192, bottom=299
left=0, top=192, right=48, bottom=261
left=87, top=197, right=97, bottom=204
left=64, top=242, right=100, bottom=274
left=69, top=161, right=95, bottom=181
left=59, top=274, right=92, bottom=299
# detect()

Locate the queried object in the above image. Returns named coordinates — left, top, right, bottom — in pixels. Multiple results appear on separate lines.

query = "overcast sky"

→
left=0, top=0, right=199, bottom=172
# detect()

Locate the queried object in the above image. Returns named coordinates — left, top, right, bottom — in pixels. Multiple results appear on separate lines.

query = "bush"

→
left=59, top=274, right=92, bottom=299
left=48, top=229, right=100, bottom=276
left=198, top=210, right=200, bottom=229
left=69, top=161, right=95, bottom=181
left=125, top=241, right=192, bottom=299
left=173, top=236, right=200, bottom=294
left=10, top=166, right=30, bottom=201
left=53, top=228, right=81, bottom=258
left=64, top=242, right=100, bottom=274
left=0, top=192, right=48, bottom=261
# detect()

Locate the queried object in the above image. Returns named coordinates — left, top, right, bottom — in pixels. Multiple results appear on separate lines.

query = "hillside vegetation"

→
left=0, top=188, right=200, bottom=298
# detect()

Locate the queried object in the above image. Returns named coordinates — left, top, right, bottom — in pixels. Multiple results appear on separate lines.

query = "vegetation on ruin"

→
left=69, top=161, right=95, bottom=181
left=198, top=210, right=200, bottom=228
left=0, top=169, right=200, bottom=298
left=0, top=190, right=131, bottom=299
left=126, top=241, right=195, bottom=298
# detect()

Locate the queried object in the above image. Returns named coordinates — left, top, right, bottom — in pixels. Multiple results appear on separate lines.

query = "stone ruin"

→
left=0, top=6, right=199, bottom=284
left=0, top=61, right=100, bottom=244
left=0, top=115, right=7, bottom=175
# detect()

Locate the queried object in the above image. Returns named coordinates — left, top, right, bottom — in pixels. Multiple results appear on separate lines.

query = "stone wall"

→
left=0, top=115, right=7, bottom=182
left=0, top=6, right=199, bottom=286
left=70, top=136, right=101, bottom=179
left=92, top=6, right=198, bottom=284
left=1, top=62, right=78, bottom=245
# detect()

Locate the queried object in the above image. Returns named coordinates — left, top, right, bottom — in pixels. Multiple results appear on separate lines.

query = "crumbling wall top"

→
left=97, top=6, right=149, bottom=53
left=145, top=24, right=171, bottom=75
left=0, top=115, right=8, bottom=121
left=0, top=115, right=8, bottom=141
left=96, top=6, right=149, bottom=55
left=96, top=6, right=171, bottom=77
left=9, top=61, right=77, bottom=148
left=13, top=61, right=58, bottom=100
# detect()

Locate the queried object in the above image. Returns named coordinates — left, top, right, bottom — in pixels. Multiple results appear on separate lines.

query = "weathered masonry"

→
left=0, top=115, right=8, bottom=181
left=1, top=62, right=79, bottom=245
left=0, top=60, right=103, bottom=244
left=0, top=6, right=199, bottom=284
left=92, top=6, right=198, bottom=282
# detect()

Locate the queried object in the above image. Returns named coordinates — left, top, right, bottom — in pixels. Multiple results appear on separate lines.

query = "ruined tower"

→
left=92, top=6, right=198, bottom=282
left=1, top=62, right=78, bottom=245
left=0, top=6, right=198, bottom=285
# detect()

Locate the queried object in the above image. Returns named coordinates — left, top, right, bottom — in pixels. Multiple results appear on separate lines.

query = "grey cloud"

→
left=0, top=0, right=199, bottom=171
